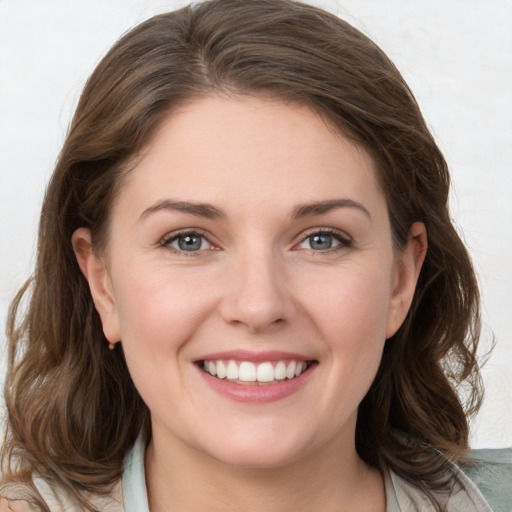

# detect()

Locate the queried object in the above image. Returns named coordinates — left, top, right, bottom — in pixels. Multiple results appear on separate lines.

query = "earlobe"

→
left=72, top=228, right=121, bottom=344
left=386, top=222, right=428, bottom=338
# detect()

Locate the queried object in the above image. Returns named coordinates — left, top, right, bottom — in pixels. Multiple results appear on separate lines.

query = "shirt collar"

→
left=120, top=435, right=491, bottom=512
left=122, top=435, right=150, bottom=512
left=121, top=436, right=401, bottom=512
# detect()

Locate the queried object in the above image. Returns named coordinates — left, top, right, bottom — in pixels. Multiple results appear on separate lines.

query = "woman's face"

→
left=78, top=95, right=425, bottom=468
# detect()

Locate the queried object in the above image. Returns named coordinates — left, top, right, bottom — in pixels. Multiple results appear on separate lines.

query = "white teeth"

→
left=286, top=361, right=296, bottom=379
left=256, top=362, right=274, bottom=382
left=239, top=362, right=257, bottom=382
left=274, top=361, right=287, bottom=380
left=216, top=360, right=227, bottom=379
left=226, top=360, right=239, bottom=380
left=202, top=359, right=310, bottom=383
left=295, top=361, right=306, bottom=377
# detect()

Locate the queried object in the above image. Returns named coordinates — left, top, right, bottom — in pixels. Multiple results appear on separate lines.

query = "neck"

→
left=145, top=426, right=385, bottom=512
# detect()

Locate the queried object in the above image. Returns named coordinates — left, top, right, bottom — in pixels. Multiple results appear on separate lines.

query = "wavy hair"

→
left=2, top=0, right=482, bottom=509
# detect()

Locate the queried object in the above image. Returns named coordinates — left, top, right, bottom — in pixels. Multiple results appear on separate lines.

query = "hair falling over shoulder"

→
left=2, top=0, right=484, bottom=509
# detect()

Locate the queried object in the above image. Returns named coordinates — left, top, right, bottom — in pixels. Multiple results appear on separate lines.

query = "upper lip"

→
left=196, top=350, right=315, bottom=363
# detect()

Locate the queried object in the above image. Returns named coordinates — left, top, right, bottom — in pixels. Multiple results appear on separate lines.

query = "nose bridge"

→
left=220, top=241, right=292, bottom=332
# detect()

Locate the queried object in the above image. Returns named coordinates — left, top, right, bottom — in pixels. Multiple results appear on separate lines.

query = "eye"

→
left=296, top=229, right=352, bottom=252
left=162, top=231, right=213, bottom=253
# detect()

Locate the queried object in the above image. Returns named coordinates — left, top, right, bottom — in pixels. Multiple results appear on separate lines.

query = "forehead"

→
left=117, top=95, right=384, bottom=217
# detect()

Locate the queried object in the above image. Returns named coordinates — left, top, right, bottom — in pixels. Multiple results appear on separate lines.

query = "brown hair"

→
left=2, top=0, right=482, bottom=509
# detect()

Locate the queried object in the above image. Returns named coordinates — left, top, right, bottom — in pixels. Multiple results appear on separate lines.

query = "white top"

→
left=119, top=436, right=494, bottom=512
left=0, top=436, right=495, bottom=511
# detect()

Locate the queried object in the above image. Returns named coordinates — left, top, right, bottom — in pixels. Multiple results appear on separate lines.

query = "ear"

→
left=386, top=222, right=428, bottom=338
left=72, top=227, right=121, bottom=345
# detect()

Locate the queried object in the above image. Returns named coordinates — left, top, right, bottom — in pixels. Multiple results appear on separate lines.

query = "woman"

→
left=0, top=0, right=498, bottom=510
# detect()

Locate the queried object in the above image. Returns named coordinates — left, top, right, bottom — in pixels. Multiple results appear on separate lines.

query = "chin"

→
left=199, top=428, right=314, bottom=470
left=211, top=447, right=302, bottom=470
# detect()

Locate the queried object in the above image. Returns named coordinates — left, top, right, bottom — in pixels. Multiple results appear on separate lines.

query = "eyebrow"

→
left=139, top=199, right=225, bottom=221
left=139, top=197, right=371, bottom=222
left=292, top=199, right=371, bottom=220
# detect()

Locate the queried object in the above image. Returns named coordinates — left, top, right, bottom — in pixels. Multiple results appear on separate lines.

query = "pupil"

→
left=310, top=234, right=332, bottom=250
left=178, top=235, right=202, bottom=251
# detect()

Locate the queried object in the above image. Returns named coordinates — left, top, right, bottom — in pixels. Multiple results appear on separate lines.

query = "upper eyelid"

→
left=158, top=226, right=352, bottom=249
left=296, top=227, right=352, bottom=242
left=161, top=227, right=209, bottom=241
left=160, top=228, right=216, bottom=249
left=290, top=228, right=353, bottom=254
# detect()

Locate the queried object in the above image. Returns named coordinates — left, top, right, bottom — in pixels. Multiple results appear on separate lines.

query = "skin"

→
left=74, top=95, right=427, bottom=512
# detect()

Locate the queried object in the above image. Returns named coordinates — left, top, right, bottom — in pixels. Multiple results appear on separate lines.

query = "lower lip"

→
left=197, top=364, right=316, bottom=403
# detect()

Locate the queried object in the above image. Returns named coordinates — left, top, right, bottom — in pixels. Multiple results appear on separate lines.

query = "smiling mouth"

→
left=198, top=359, right=314, bottom=385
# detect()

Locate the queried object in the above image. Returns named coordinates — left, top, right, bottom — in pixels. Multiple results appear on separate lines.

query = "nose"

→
left=219, top=249, right=295, bottom=334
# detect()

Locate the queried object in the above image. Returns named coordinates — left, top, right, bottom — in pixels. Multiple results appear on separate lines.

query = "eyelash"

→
left=296, top=228, right=353, bottom=253
left=159, top=227, right=352, bottom=255
left=160, top=229, right=214, bottom=256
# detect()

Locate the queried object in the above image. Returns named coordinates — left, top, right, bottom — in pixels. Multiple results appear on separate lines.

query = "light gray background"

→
left=1, top=0, right=511, bottom=448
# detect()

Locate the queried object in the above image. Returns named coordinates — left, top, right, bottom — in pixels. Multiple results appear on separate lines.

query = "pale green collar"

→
left=121, top=436, right=493, bottom=512
left=122, top=435, right=150, bottom=512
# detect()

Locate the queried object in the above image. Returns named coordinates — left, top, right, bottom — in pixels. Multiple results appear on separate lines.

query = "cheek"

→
left=306, top=266, right=391, bottom=412
left=304, top=263, right=392, bottom=344
left=111, top=269, right=217, bottom=409
left=110, top=262, right=220, bottom=354
left=303, top=263, right=392, bottom=390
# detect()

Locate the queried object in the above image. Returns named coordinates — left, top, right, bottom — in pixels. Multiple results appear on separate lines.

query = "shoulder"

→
left=0, top=482, right=45, bottom=512
left=386, top=455, right=496, bottom=512
left=463, top=447, right=512, bottom=512
left=0, top=477, right=124, bottom=512
left=387, top=449, right=512, bottom=512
